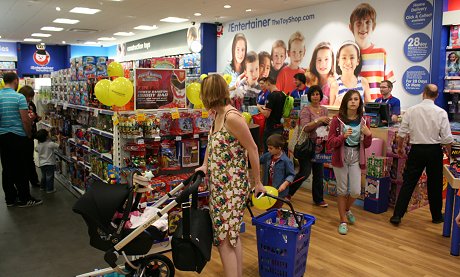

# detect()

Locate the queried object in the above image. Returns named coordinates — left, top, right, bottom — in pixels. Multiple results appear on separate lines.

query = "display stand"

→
left=442, top=165, right=460, bottom=256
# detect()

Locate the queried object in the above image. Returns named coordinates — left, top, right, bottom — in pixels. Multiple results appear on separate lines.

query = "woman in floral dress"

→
left=196, top=74, right=265, bottom=277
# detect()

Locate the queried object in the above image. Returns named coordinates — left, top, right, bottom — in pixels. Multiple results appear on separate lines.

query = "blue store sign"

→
left=18, top=44, right=67, bottom=75
left=403, top=32, right=432, bottom=62
left=402, top=66, right=430, bottom=95
left=0, top=42, right=18, bottom=61
left=404, top=0, right=433, bottom=30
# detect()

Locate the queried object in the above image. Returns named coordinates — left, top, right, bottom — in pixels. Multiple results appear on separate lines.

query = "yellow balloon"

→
left=0, top=80, right=4, bottom=90
left=16, top=84, right=22, bottom=92
left=186, top=82, right=202, bottom=106
left=94, top=79, right=113, bottom=106
left=223, top=74, right=232, bottom=85
left=252, top=186, right=279, bottom=210
left=200, top=74, right=208, bottom=80
left=242, top=112, right=251, bottom=124
left=107, top=62, right=124, bottom=78
left=109, top=77, right=133, bottom=106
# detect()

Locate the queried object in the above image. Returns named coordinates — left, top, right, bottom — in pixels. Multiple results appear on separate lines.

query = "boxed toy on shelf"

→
left=446, top=51, right=460, bottom=77
left=450, top=25, right=460, bottom=48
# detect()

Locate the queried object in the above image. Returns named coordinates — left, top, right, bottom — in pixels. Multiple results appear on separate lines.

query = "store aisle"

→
left=0, top=181, right=106, bottom=276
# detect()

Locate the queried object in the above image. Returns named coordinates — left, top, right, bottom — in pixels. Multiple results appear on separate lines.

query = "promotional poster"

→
left=216, top=0, right=433, bottom=109
left=18, top=44, right=67, bottom=75
left=135, top=69, right=186, bottom=109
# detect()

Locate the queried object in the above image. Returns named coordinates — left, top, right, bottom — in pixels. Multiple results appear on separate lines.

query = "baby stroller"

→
left=73, top=170, right=205, bottom=277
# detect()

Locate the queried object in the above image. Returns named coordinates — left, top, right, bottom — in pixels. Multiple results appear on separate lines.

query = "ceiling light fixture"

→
left=24, top=38, right=42, bottom=42
left=113, top=31, right=135, bottom=36
left=246, top=9, right=252, bottom=12
left=84, top=41, right=99, bottom=45
left=160, top=17, right=189, bottom=23
left=31, top=33, right=52, bottom=37
left=56, top=7, right=61, bottom=11
left=194, top=13, right=202, bottom=16
left=70, top=7, right=101, bottom=14
left=224, top=5, right=231, bottom=9
left=98, top=37, right=116, bottom=41
left=134, top=25, right=158, bottom=30
left=41, top=26, right=64, bottom=31
left=62, top=41, right=66, bottom=44
left=53, top=18, right=80, bottom=24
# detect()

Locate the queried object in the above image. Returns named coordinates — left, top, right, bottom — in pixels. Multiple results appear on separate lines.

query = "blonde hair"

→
left=271, top=40, right=287, bottom=58
left=200, top=74, right=231, bottom=109
left=288, top=31, right=305, bottom=50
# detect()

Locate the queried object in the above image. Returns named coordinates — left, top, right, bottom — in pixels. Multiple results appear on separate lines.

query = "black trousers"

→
left=27, top=138, right=39, bottom=186
left=0, top=133, right=31, bottom=203
left=393, top=144, right=443, bottom=221
left=290, top=158, right=324, bottom=204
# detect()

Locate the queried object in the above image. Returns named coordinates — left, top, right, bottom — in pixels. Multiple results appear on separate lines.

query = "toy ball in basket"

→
left=251, top=186, right=278, bottom=210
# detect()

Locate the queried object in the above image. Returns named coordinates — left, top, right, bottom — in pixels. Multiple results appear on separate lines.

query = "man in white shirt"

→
left=390, top=84, right=453, bottom=225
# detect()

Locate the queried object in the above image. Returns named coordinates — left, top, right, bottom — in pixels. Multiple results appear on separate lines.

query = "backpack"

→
left=283, top=92, right=294, bottom=118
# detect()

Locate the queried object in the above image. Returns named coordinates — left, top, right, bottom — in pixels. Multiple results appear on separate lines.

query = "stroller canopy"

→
left=73, top=180, right=130, bottom=232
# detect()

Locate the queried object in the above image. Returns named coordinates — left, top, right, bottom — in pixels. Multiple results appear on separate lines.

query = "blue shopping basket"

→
left=248, top=192, right=315, bottom=277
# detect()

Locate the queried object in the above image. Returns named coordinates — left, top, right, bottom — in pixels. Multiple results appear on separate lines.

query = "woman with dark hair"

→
left=223, top=33, right=247, bottom=87
left=327, top=89, right=372, bottom=235
left=289, top=85, right=330, bottom=207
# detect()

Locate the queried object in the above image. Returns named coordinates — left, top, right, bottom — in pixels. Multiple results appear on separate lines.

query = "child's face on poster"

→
left=288, top=40, right=305, bottom=67
left=272, top=47, right=286, bottom=70
left=245, top=61, right=260, bottom=86
left=338, top=45, right=359, bottom=75
left=259, top=57, right=271, bottom=78
left=316, top=48, right=333, bottom=75
left=235, top=40, right=246, bottom=64
left=351, top=17, right=374, bottom=46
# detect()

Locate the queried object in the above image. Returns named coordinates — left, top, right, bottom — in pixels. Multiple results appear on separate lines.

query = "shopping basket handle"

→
left=246, top=190, right=303, bottom=230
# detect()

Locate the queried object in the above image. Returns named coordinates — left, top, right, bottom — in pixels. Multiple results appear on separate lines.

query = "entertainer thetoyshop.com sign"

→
left=135, top=69, right=186, bottom=109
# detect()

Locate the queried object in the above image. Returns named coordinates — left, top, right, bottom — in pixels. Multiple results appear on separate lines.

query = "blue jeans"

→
left=40, top=165, right=55, bottom=191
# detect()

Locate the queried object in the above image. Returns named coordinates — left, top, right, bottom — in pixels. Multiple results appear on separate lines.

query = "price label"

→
left=112, top=113, right=119, bottom=126
left=176, top=136, right=182, bottom=141
left=171, top=108, right=180, bottom=120
left=93, top=109, right=99, bottom=117
left=136, top=110, right=146, bottom=122
left=63, top=103, right=68, bottom=110
left=201, top=109, right=208, bottom=118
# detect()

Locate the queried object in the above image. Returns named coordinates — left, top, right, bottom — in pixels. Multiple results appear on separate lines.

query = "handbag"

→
left=171, top=190, right=213, bottom=273
left=293, top=125, right=315, bottom=160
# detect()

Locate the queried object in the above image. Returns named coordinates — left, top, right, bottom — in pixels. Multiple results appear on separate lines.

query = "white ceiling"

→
left=0, top=0, right=337, bottom=46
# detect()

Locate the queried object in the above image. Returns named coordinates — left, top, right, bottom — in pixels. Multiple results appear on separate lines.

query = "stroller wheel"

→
left=142, top=254, right=175, bottom=277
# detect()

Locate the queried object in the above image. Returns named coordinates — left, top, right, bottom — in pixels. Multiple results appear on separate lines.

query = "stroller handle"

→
left=174, top=170, right=205, bottom=205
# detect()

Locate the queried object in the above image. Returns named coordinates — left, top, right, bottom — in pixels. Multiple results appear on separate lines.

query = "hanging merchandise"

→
left=186, top=82, right=202, bottom=108
left=110, top=77, right=134, bottom=107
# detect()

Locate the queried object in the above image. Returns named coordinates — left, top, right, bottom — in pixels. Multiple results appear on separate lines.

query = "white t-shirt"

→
left=36, top=140, right=60, bottom=167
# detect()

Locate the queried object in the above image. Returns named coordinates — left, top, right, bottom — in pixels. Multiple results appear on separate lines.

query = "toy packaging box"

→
left=445, top=51, right=460, bottom=77
left=364, top=176, right=390, bottom=214
left=450, top=25, right=460, bottom=47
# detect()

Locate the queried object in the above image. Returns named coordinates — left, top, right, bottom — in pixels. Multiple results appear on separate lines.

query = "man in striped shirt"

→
left=349, top=3, right=395, bottom=100
left=0, top=72, right=42, bottom=207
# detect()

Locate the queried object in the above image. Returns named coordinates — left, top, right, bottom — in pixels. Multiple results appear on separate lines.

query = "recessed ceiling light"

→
left=31, top=33, right=51, bottom=37
left=160, top=17, right=189, bottom=23
left=40, top=42, right=45, bottom=45
left=41, top=26, right=64, bottom=31
left=62, top=41, right=66, bottom=44
left=98, top=37, right=116, bottom=41
left=0, top=36, right=2, bottom=38
left=24, top=38, right=42, bottom=42
left=194, top=13, right=202, bottom=16
left=224, top=4, right=231, bottom=9
left=56, top=7, right=61, bottom=11
left=134, top=25, right=158, bottom=30
left=70, top=7, right=101, bottom=15
left=113, top=31, right=135, bottom=36
left=53, top=18, right=80, bottom=24
left=246, top=9, right=252, bottom=12
left=84, top=41, right=99, bottom=45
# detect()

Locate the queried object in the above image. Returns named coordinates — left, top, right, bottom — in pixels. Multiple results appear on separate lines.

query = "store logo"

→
left=33, top=44, right=50, bottom=66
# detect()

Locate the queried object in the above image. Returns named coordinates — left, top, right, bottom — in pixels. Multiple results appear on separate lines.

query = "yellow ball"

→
left=252, top=186, right=279, bottom=210
left=242, top=112, right=251, bottom=124
left=94, top=79, right=113, bottom=106
left=109, top=77, right=133, bottom=107
left=223, top=74, right=232, bottom=85
left=186, top=82, right=202, bottom=106
left=107, top=62, right=124, bottom=78
left=199, top=74, right=208, bottom=80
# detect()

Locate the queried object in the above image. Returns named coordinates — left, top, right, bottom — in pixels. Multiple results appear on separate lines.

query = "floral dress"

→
left=207, top=116, right=250, bottom=247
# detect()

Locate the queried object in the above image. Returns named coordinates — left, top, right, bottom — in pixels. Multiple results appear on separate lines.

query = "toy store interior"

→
left=1, top=0, right=460, bottom=276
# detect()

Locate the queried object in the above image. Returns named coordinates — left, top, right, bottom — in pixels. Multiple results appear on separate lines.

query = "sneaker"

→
left=338, top=223, right=348, bottom=235
left=6, top=202, right=16, bottom=207
left=46, top=189, right=57, bottom=194
left=346, top=210, right=356, bottom=225
left=315, top=201, right=328, bottom=208
left=17, top=198, right=43, bottom=208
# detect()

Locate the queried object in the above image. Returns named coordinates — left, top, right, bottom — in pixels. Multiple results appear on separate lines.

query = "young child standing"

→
left=260, top=134, right=295, bottom=209
left=349, top=3, right=395, bottom=100
left=330, top=41, right=371, bottom=107
left=327, top=90, right=372, bottom=235
left=35, top=129, right=60, bottom=193
left=268, top=40, right=287, bottom=81
left=276, top=32, right=306, bottom=93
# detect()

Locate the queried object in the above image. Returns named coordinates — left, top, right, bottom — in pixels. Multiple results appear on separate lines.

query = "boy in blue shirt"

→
left=260, top=134, right=295, bottom=209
